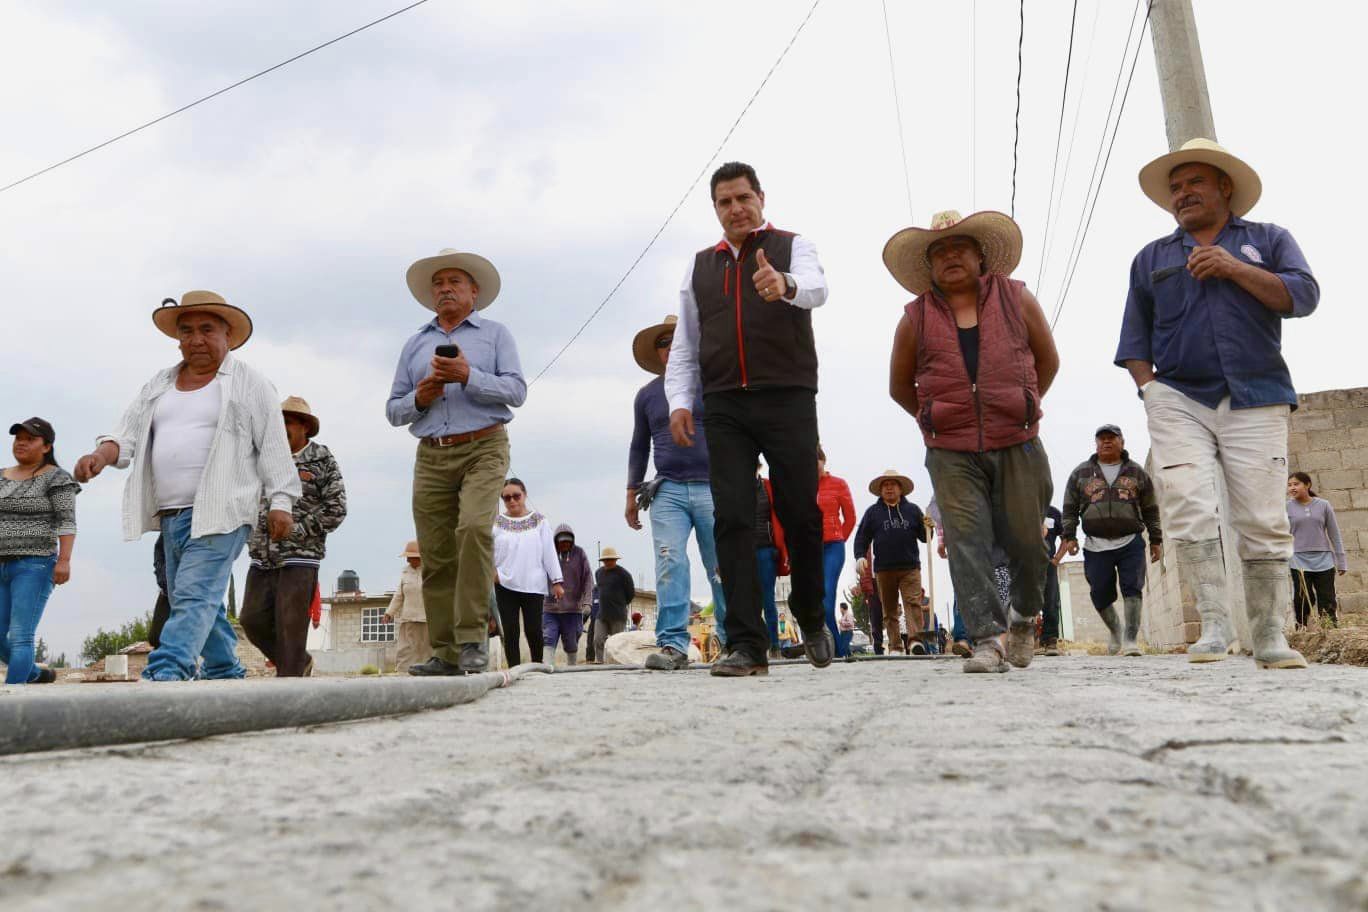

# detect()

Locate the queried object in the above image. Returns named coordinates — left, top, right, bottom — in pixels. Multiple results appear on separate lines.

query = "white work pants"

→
left=1143, top=381, right=1292, bottom=560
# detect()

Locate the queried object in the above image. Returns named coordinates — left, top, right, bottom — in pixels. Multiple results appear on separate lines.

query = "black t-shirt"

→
left=958, top=325, right=980, bottom=383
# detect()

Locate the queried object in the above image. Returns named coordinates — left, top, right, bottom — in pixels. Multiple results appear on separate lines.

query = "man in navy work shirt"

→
left=387, top=248, right=527, bottom=676
left=665, top=161, right=835, bottom=677
left=1115, top=139, right=1318, bottom=670
left=626, top=313, right=727, bottom=671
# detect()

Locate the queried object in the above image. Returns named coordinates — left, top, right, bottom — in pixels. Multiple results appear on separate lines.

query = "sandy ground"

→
left=2, top=655, right=1367, bottom=911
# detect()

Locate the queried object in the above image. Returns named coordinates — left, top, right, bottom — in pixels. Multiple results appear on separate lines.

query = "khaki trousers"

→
left=876, top=568, right=922, bottom=653
left=411, top=428, right=510, bottom=664
left=395, top=620, right=432, bottom=671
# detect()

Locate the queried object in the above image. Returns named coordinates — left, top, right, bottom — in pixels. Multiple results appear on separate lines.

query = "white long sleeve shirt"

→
left=493, top=510, right=563, bottom=595
left=97, top=353, right=301, bottom=541
left=664, top=226, right=827, bottom=413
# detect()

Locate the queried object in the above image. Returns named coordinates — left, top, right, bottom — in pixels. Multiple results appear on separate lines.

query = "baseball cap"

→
left=9, top=417, right=54, bottom=444
left=1094, top=423, right=1123, bottom=438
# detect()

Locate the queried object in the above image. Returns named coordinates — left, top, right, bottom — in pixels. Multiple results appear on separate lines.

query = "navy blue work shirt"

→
left=1113, top=215, right=1318, bottom=409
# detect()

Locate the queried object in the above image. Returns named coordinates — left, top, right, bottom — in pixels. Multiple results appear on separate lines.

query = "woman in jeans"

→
left=492, top=478, right=563, bottom=667
left=1287, top=472, right=1347, bottom=627
left=1, top=418, right=78, bottom=685
left=816, top=447, right=856, bottom=656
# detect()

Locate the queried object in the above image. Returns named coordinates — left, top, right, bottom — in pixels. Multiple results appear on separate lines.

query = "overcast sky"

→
left=2, top=0, right=1362, bottom=663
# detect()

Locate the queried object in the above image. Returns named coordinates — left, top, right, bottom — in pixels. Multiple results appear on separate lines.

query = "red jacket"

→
left=762, top=477, right=790, bottom=575
left=817, top=474, right=856, bottom=543
left=906, top=273, right=1041, bottom=453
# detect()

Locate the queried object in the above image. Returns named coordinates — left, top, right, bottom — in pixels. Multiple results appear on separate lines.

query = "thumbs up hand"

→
left=753, top=249, right=786, bottom=302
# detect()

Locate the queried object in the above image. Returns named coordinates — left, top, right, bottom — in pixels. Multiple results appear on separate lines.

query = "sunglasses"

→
left=654, top=336, right=674, bottom=350
left=501, top=492, right=523, bottom=502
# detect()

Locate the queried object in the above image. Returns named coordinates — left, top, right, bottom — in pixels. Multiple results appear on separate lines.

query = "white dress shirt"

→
left=98, top=353, right=301, bottom=541
left=664, top=226, right=828, bottom=413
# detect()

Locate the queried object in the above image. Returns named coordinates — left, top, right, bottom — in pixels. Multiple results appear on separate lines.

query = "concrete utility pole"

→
left=1149, top=0, right=1216, bottom=150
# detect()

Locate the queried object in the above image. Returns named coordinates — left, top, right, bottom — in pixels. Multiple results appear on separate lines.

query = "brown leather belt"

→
left=422, top=423, right=504, bottom=447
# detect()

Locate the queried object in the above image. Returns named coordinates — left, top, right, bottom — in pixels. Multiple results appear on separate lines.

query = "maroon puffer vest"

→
left=906, top=273, right=1040, bottom=453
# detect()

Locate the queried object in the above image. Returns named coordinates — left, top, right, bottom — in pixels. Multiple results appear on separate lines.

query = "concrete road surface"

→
left=1, top=655, right=1366, bottom=911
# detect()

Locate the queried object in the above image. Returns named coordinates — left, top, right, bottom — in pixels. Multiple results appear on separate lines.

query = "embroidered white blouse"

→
left=493, top=510, right=563, bottom=595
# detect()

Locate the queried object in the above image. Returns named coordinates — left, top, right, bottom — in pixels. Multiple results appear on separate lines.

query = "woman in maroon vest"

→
left=884, top=210, right=1059, bottom=675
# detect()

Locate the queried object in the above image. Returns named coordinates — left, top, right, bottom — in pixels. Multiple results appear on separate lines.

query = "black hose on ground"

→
left=0, top=664, right=552, bottom=757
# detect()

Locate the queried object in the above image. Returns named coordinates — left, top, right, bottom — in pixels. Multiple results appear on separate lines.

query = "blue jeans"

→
left=1082, top=536, right=1146, bottom=611
left=756, top=545, right=780, bottom=648
left=650, top=481, right=727, bottom=654
left=144, top=510, right=249, bottom=682
left=0, top=555, right=56, bottom=684
left=821, top=541, right=849, bottom=656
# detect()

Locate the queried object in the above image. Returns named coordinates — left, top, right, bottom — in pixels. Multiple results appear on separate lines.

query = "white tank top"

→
left=151, top=378, right=223, bottom=510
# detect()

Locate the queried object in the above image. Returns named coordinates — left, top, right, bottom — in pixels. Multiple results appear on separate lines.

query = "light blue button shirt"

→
left=386, top=312, right=527, bottom=437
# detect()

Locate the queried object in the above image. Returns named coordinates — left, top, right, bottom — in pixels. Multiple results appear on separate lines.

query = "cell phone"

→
left=435, top=344, right=460, bottom=358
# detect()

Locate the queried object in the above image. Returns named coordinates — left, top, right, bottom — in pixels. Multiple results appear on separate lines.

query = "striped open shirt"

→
left=97, top=353, right=300, bottom=541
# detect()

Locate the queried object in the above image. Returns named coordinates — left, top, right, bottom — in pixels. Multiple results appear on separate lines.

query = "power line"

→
left=1038, top=0, right=1100, bottom=297
left=970, top=0, right=977, bottom=210
left=1048, top=0, right=1146, bottom=328
left=0, top=0, right=433, bottom=197
left=1052, top=1, right=1153, bottom=330
left=528, top=0, right=823, bottom=387
left=1010, top=0, right=1024, bottom=219
left=881, top=0, right=914, bottom=220
left=1032, top=0, right=1078, bottom=292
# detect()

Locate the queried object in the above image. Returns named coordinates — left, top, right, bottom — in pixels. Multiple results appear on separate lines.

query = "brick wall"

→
left=1288, top=387, right=1368, bottom=626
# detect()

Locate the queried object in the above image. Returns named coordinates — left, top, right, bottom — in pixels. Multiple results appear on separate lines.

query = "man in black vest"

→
left=665, top=161, right=833, bottom=677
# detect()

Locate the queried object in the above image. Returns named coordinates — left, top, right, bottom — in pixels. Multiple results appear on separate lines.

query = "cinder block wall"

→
left=1288, top=387, right=1368, bottom=626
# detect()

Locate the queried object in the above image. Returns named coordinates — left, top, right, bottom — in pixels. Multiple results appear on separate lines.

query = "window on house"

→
left=361, top=607, right=395, bottom=643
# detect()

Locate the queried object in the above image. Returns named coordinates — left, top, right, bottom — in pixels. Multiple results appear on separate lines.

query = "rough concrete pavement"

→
left=1, top=655, right=1366, bottom=911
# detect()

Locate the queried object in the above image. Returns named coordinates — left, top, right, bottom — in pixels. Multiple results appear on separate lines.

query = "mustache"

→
left=1176, top=195, right=1201, bottom=211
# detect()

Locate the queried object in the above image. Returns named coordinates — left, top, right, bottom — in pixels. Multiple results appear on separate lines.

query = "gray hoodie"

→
left=544, top=523, right=593, bottom=615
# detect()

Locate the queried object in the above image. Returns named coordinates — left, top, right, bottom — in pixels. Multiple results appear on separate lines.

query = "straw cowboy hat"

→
left=882, top=210, right=1023, bottom=296
left=599, top=547, right=622, bottom=562
left=405, top=249, right=501, bottom=311
left=632, top=314, right=678, bottom=375
left=152, top=290, right=253, bottom=350
left=1138, top=137, right=1261, bottom=217
left=868, top=468, right=914, bottom=497
left=280, top=396, right=320, bottom=438
left=400, top=540, right=421, bottom=559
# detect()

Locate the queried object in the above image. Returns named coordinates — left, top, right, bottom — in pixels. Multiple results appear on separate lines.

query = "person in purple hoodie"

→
left=544, top=524, right=592, bottom=664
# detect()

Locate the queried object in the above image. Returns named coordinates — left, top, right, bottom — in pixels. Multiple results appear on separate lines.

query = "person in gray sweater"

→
left=1286, top=472, right=1347, bottom=627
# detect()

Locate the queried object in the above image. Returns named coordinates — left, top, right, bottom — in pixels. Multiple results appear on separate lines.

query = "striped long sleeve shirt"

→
left=97, top=353, right=300, bottom=541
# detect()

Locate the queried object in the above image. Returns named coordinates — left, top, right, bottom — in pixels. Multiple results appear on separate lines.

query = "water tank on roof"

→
left=337, top=570, right=361, bottom=594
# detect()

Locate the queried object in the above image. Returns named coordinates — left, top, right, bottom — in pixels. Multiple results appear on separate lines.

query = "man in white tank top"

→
left=76, top=291, right=300, bottom=682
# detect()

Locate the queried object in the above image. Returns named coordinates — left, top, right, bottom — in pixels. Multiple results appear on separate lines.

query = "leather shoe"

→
left=458, top=641, right=489, bottom=674
left=408, top=656, right=462, bottom=676
left=803, top=628, right=834, bottom=669
left=644, top=646, right=690, bottom=671
left=709, top=650, right=768, bottom=677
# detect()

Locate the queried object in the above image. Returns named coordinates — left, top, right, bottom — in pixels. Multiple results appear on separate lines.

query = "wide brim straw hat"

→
left=599, top=547, right=622, bottom=561
left=405, top=249, right=501, bottom=311
left=152, top=290, right=253, bottom=350
left=401, top=540, right=421, bottom=559
left=280, top=395, right=320, bottom=438
left=882, top=210, right=1023, bottom=296
left=1138, top=137, right=1261, bottom=217
left=632, top=314, right=678, bottom=375
left=868, top=468, right=914, bottom=497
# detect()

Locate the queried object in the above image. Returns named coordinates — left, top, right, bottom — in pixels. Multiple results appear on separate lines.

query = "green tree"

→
left=51, top=653, right=68, bottom=668
left=34, top=638, right=48, bottom=664
left=80, top=612, right=153, bottom=665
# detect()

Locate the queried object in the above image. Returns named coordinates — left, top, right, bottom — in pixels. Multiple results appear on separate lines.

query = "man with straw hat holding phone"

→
left=886, top=210, right=1059, bottom=674
left=626, top=313, right=727, bottom=671
left=1116, top=139, right=1319, bottom=669
left=75, top=291, right=300, bottom=681
left=386, top=249, right=526, bottom=676
left=240, top=396, right=346, bottom=677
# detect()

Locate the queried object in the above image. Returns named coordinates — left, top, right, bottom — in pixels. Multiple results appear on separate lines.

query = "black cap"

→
left=9, top=417, right=54, bottom=444
left=1094, top=423, right=1123, bottom=438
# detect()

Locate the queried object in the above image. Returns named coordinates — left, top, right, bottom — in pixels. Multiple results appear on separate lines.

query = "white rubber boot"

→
left=1177, top=540, right=1234, bottom=663
left=1119, top=596, right=1143, bottom=656
left=1243, top=559, right=1307, bottom=670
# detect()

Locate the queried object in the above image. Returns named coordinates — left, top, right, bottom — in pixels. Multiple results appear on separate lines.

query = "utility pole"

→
left=1149, top=0, right=1216, bottom=150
